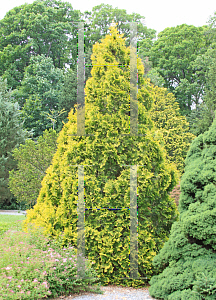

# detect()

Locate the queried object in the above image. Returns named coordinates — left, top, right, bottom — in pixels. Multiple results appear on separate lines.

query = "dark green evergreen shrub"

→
left=149, top=113, right=216, bottom=300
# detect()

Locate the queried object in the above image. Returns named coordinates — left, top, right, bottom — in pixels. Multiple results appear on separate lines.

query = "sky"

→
left=1, top=0, right=215, bottom=37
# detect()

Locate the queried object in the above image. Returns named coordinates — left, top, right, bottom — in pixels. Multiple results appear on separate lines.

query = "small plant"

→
left=0, top=221, right=104, bottom=300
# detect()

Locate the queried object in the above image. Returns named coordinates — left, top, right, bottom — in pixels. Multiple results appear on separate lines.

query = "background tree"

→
left=0, top=77, right=29, bottom=208
left=149, top=114, right=216, bottom=300
left=148, top=83, right=197, bottom=210
left=9, top=129, right=58, bottom=209
left=20, top=95, right=50, bottom=139
left=0, top=0, right=156, bottom=91
left=11, top=54, right=64, bottom=109
left=43, top=108, right=66, bottom=130
left=81, top=3, right=156, bottom=46
left=57, top=68, right=78, bottom=129
left=22, top=24, right=180, bottom=287
left=141, top=24, right=212, bottom=119
left=186, top=45, right=216, bottom=136
left=12, top=54, right=64, bottom=138
left=0, top=0, right=81, bottom=91
left=144, top=67, right=165, bottom=88
left=205, top=10, right=216, bottom=42
left=178, top=9, right=216, bottom=137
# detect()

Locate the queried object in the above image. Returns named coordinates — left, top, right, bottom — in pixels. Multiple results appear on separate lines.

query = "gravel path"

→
left=0, top=210, right=27, bottom=215
left=44, top=284, right=158, bottom=300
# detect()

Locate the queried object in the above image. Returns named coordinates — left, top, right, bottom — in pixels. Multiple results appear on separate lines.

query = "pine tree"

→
left=0, top=77, right=29, bottom=207
left=149, top=113, right=216, bottom=299
left=22, top=24, right=180, bottom=287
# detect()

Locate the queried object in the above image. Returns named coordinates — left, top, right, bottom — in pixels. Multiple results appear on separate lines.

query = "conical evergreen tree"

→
left=22, top=24, right=180, bottom=287
left=0, top=77, right=29, bottom=207
left=149, top=113, right=216, bottom=299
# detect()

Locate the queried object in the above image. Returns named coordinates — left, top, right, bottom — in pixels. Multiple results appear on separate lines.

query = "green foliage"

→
left=9, top=128, right=58, bottom=209
left=144, top=67, right=165, bottom=87
left=148, top=84, right=196, bottom=178
left=185, top=46, right=216, bottom=136
left=57, top=68, right=78, bottom=129
left=80, top=3, right=156, bottom=49
left=0, top=0, right=81, bottom=91
left=0, top=0, right=159, bottom=140
left=19, top=95, right=50, bottom=139
left=0, top=77, right=29, bottom=207
left=11, top=54, right=64, bottom=138
left=148, top=116, right=216, bottom=299
left=11, top=54, right=64, bottom=109
left=43, top=108, right=66, bottom=130
left=22, top=24, right=179, bottom=288
left=206, top=10, right=216, bottom=42
left=145, top=24, right=212, bottom=118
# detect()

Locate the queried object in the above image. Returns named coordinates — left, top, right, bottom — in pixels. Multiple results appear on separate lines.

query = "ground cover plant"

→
left=148, top=113, right=216, bottom=299
left=0, top=217, right=105, bottom=300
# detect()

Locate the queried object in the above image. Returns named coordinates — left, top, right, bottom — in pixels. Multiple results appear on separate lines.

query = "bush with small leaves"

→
left=149, top=113, right=216, bottom=300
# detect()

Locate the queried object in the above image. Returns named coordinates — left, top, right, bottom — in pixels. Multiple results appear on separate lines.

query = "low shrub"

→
left=0, top=221, right=104, bottom=300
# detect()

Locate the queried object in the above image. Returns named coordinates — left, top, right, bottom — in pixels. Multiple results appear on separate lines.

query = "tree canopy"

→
left=0, top=0, right=80, bottom=90
left=186, top=45, right=216, bottom=136
left=142, top=24, right=212, bottom=118
left=10, top=54, right=64, bottom=138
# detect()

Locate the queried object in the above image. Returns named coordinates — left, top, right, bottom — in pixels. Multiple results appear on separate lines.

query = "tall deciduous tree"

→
left=12, top=54, right=64, bottom=138
left=143, top=24, right=212, bottom=118
left=186, top=46, right=216, bottom=137
left=11, top=54, right=64, bottom=109
left=0, top=0, right=81, bottom=91
left=0, top=77, right=29, bottom=207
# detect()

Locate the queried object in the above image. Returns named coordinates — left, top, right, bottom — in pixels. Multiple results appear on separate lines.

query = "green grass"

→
left=0, top=214, right=105, bottom=300
left=0, top=215, right=26, bottom=237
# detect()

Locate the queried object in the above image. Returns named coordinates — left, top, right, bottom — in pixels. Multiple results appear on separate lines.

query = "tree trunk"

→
left=169, top=180, right=181, bottom=207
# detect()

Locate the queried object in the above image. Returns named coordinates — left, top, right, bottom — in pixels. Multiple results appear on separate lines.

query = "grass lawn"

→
left=0, top=214, right=104, bottom=300
left=0, top=215, right=26, bottom=236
